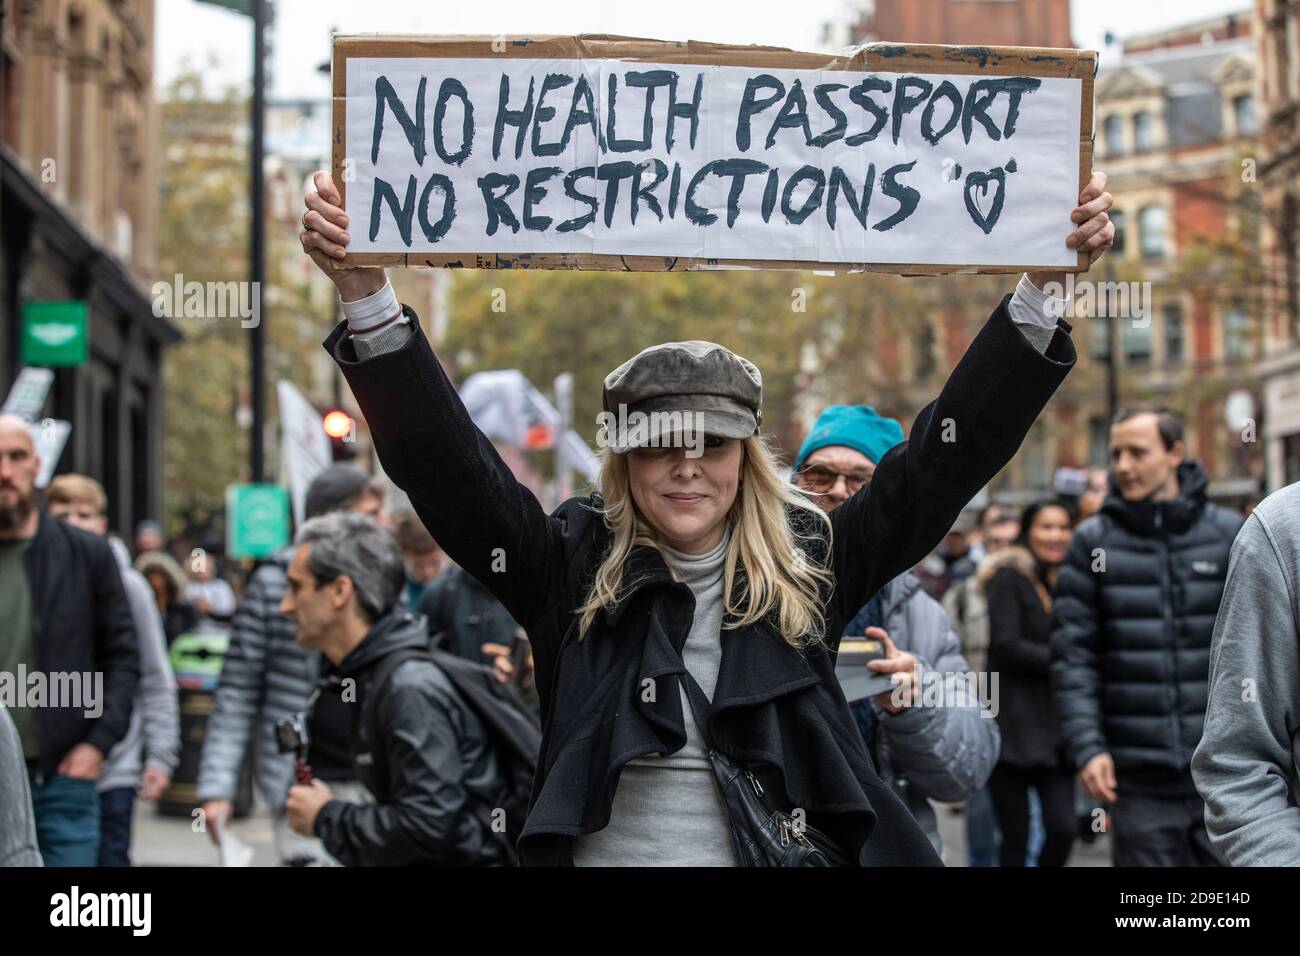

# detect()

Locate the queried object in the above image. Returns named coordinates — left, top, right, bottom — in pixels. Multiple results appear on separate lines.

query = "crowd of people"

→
left=1, top=162, right=1297, bottom=868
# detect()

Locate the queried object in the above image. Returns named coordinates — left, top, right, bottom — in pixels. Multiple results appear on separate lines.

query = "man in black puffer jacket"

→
left=1051, top=404, right=1243, bottom=866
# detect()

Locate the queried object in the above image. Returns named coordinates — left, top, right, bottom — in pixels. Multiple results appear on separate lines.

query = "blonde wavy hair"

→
left=576, top=433, right=835, bottom=647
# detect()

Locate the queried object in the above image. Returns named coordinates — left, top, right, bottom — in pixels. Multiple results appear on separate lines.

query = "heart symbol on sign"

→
left=963, top=158, right=1017, bottom=235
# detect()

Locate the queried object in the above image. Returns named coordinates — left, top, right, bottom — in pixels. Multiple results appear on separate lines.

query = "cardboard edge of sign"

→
left=329, top=34, right=1096, bottom=276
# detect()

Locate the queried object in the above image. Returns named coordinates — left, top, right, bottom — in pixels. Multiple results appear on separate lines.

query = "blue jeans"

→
left=1027, top=787, right=1046, bottom=866
left=965, top=784, right=999, bottom=867
left=97, top=787, right=136, bottom=867
left=28, top=769, right=100, bottom=867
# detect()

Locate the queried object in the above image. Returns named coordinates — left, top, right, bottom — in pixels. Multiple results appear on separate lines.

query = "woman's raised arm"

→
left=300, top=171, right=567, bottom=636
left=825, top=172, right=1113, bottom=627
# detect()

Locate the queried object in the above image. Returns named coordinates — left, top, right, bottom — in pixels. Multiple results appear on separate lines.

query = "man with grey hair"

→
left=199, top=464, right=383, bottom=866
left=281, top=512, right=508, bottom=865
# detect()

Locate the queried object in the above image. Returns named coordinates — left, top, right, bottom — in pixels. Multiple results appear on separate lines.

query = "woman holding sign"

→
left=299, top=168, right=1113, bottom=866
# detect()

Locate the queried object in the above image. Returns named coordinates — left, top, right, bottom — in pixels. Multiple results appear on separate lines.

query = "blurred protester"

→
left=962, top=504, right=1004, bottom=569
left=943, top=509, right=1020, bottom=866
left=197, top=464, right=381, bottom=866
left=283, top=512, right=509, bottom=865
left=420, top=558, right=519, bottom=666
left=133, top=520, right=164, bottom=558
left=1053, top=405, right=1242, bottom=866
left=792, top=405, right=999, bottom=855
left=916, top=530, right=973, bottom=600
left=1075, top=466, right=1110, bottom=522
left=945, top=511, right=1021, bottom=675
left=393, top=510, right=446, bottom=609
left=1193, top=481, right=1300, bottom=865
left=1, top=703, right=42, bottom=866
left=304, top=469, right=387, bottom=527
left=46, top=475, right=181, bottom=867
left=983, top=499, right=1076, bottom=867
left=0, top=414, right=139, bottom=866
left=136, top=551, right=200, bottom=648
left=184, top=551, right=237, bottom=623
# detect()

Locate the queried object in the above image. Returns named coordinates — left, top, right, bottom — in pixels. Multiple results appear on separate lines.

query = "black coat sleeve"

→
left=85, top=539, right=140, bottom=756
left=986, top=568, right=1051, bottom=675
left=324, top=313, right=567, bottom=645
left=313, top=667, right=493, bottom=867
left=827, top=296, right=1075, bottom=633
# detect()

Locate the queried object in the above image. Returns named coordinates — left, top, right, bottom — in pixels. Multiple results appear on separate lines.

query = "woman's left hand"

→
left=1027, top=170, right=1116, bottom=289
left=1067, top=170, right=1116, bottom=265
left=866, top=628, right=920, bottom=714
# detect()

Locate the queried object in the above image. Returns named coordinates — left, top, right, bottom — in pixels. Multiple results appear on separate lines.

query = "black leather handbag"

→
left=681, top=671, right=853, bottom=866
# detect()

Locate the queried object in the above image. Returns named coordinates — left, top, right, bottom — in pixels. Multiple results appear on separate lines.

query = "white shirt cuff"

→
left=340, top=279, right=403, bottom=333
left=1008, top=273, right=1071, bottom=329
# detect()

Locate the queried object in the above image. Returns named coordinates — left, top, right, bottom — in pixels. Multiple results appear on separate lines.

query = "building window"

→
left=1163, top=303, right=1184, bottom=365
left=1133, top=111, right=1154, bottom=153
left=1123, top=312, right=1153, bottom=367
left=1089, top=417, right=1110, bottom=467
left=1223, top=306, right=1251, bottom=360
left=912, top=322, right=935, bottom=379
left=1233, top=93, right=1257, bottom=136
left=1090, top=316, right=1112, bottom=361
left=1022, top=425, right=1049, bottom=490
left=1103, top=114, right=1125, bottom=157
left=1110, top=209, right=1126, bottom=255
left=1139, top=204, right=1167, bottom=258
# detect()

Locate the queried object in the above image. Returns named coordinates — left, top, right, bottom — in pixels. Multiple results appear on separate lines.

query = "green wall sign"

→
left=21, top=301, right=89, bottom=367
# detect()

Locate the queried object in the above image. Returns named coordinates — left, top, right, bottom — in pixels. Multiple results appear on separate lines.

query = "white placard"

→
left=342, top=54, right=1082, bottom=268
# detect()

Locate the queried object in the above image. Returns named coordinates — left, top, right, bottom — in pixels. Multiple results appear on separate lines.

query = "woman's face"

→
left=626, top=436, right=743, bottom=555
left=1027, top=505, right=1073, bottom=568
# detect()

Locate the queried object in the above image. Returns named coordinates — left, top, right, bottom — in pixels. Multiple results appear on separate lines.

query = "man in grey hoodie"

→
left=1192, top=480, right=1300, bottom=865
left=46, top=475, right=181, bottom=867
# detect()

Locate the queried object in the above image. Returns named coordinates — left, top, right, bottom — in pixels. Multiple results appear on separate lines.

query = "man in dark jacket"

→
left=1051, top=404, right=1243, bottom=866
left=282, top=511, right=506, bottom=866
left=0, top=414, right=139, bottom=866
left=198, top=465, right=386, bottom=865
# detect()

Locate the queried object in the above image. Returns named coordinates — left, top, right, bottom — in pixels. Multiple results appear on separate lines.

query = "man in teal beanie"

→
left=792, top=405, right=906, bottom=487
left=793, top=404, right=999, bottom=858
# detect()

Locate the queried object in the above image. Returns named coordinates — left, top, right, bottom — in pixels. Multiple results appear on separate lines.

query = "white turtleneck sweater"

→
left=572, top=525, right=741, bottom=867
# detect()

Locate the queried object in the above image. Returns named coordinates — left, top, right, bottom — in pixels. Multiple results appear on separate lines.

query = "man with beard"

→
left=0, top=414, right=138, bottom=866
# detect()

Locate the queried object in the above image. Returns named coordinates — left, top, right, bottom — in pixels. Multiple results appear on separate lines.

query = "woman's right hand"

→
left=300, top=170, right=389, bottom=303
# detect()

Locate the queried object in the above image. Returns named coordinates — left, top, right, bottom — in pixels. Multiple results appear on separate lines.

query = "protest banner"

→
left=332, top=34, right=1095, bottom=274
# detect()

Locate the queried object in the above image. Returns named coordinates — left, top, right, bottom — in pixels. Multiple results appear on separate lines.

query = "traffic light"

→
left=323, top=410, right=357, bottom=461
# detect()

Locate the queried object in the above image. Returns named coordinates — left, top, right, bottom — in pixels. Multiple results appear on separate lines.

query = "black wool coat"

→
left=324, top=293, right=1075, bottom=866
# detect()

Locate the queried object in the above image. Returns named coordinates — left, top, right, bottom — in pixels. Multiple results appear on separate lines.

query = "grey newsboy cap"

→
left=601, top=340, right=763, bottom=453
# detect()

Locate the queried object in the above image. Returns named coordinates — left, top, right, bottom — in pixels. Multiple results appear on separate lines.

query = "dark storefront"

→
left=1, top=147, right=180, bottom=536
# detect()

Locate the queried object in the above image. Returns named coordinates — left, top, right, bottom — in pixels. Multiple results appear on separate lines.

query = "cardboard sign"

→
left=332, top=35, right=1094, bottom=274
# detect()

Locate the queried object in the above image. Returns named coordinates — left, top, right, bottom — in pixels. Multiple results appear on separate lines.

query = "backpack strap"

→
left=361, top=646, right=518, bottom=864
left=359, top=648, right=435, bottom=795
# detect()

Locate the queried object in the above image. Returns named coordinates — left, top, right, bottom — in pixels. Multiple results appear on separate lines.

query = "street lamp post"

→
left=250, top=0, right=267, bottom=482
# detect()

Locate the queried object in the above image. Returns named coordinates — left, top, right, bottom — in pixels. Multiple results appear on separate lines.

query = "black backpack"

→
left=361, top=646, right=541, bottom=865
